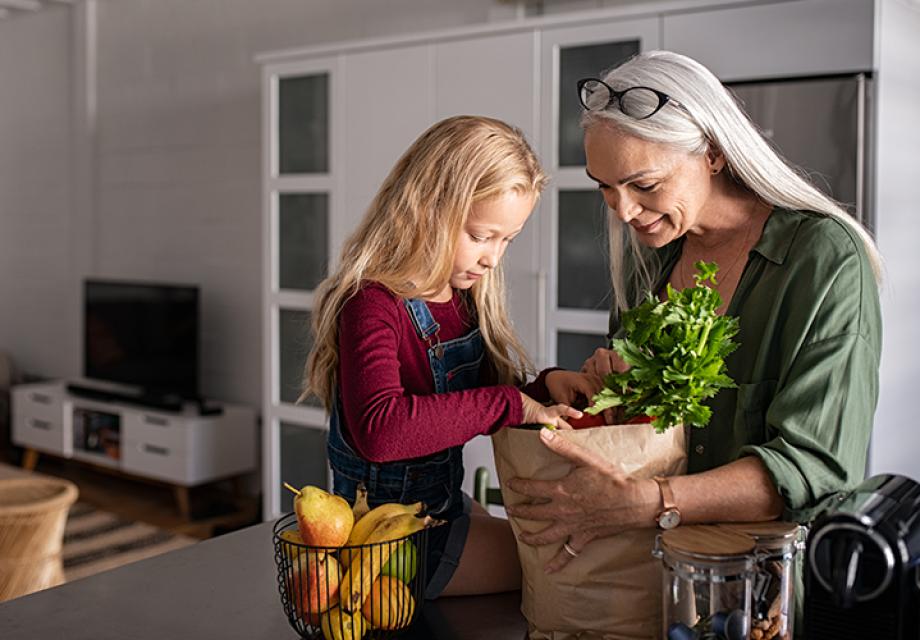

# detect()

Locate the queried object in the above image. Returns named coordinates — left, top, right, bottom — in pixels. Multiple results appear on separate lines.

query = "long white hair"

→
left=581, top=50, right=882, bottom=315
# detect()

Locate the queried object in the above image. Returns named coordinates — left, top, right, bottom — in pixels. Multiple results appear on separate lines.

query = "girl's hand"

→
left=581, top=347, right=630, bottom=379
left=519, top=392, right=582, bottom=430
left=504, top=426, right=660, bottom=572
left=545, top=370, right=603, bottom=405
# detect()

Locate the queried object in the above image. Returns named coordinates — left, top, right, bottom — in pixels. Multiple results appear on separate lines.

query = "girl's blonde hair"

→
left=582, top=50, right=883, bottom=315
left=305, top=115, right=548, bottom=410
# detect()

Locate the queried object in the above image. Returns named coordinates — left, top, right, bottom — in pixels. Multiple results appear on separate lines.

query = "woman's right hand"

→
left=519, top=391, right=582, bottom=430
left=545, top=370, right=604, bottom=405
left=581, top=347, right=629, bottom=379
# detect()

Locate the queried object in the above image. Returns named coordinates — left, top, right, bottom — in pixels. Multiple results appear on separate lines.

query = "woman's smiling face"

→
left=584, top=125, right=721, bottom=248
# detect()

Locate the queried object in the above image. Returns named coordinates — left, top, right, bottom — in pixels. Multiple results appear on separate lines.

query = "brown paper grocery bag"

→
left=492, top=424, right=688, bottom=640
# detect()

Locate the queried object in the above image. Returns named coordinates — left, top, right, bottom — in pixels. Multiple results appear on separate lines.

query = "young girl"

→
left=305, top=115, right=593, bottom=598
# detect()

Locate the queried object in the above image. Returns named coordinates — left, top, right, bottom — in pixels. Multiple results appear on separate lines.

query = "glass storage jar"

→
left=723, top=522, right=801, bottom=640
left=655, top=525, right=757, bottom=640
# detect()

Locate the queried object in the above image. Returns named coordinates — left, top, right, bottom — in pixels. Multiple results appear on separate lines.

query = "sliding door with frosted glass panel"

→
left=539, top=19, right=660, bottom=371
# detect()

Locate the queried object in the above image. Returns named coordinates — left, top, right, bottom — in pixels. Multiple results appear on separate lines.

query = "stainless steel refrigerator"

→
left=728, top=74, right=872, bottom=232
left=729, top=73, right=875, bottom=474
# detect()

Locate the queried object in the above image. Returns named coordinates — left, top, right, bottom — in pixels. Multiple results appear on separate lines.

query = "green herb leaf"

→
left=584, top=261, right=739, bottom=432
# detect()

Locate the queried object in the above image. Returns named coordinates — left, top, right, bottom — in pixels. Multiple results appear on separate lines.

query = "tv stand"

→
left=11, top=381, right=257, bottom=518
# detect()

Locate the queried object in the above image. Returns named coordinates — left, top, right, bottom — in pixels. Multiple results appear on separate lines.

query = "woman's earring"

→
left=711, top=168, right=721, bottom=175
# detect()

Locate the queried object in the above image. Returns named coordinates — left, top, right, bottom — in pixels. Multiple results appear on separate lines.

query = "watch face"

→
left=658, top=509, right=681, bottom=530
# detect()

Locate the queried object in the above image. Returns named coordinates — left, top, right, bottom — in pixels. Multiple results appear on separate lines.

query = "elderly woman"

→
left=506, top=50, right=882, bottom=601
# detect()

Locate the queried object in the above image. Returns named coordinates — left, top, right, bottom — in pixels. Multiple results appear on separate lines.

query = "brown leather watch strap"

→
left=653, top=475, right=677, bottom=511
left=653, top=475, right=682, bottom=529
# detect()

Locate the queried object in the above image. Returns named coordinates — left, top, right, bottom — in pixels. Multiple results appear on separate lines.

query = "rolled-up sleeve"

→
left=739, top=332, right=879, bottom=521
left=729, top=213, right=881, bottom=523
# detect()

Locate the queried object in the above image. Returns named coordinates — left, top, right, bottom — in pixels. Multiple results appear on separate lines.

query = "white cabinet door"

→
left=341, top=44, right=434, bottom=237
left=11, top=383, right=68, bottom=456
left=539, top=18, right=661, bottom=372
left=122, top=437, right=190, bottom=484
left=435, top=30, right=541, bottom=364
left=434, top=31, right=537, bottom=138
left=263, top=56, right=338, bottom=518
left=435, top=30, right=540, bottom=500
left=662, top=0, right=875, bottom=81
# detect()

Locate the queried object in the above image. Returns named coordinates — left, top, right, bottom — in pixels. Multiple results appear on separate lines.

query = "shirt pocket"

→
left=735, top=379, right=777, bottom=444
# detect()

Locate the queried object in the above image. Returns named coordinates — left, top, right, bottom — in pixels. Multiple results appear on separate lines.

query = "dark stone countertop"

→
left=0, top=519, right=527, bottom=640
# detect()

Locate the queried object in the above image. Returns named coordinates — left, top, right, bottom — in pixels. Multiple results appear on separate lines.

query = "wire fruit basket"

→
left=273, top=513, right=429, bottom=640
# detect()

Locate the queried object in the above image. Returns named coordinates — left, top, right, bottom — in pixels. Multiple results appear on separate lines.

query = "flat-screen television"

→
left=83, top=279, right=199, bottom=398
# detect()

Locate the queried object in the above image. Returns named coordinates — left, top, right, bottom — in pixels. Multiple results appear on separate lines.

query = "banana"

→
left=351, top=483, right=370, bottom=521
left=340, top=513, right=436, bottom=613
left=279, top=529, right=304, bottom=546
left=319, top=606, right=365, bottom=640
left=340, top=501, right=423, bottom=566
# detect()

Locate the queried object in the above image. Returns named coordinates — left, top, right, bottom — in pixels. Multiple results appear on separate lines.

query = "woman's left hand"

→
left=505, top=427, right=660, bottom=573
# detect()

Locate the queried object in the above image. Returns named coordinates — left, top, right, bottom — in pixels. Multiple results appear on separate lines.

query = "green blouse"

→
left=608, top=208, right=882, bottom=523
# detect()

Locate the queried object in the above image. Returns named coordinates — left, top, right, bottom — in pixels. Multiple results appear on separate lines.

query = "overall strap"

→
left=403, top=298, right=440, bottom=340
left=403, top=298, right=443, bottom=358
left=329, top=389, right=383, bottom=493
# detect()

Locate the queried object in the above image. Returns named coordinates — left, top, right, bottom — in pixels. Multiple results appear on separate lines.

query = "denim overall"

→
left=327, top=296, right=484, bottom=598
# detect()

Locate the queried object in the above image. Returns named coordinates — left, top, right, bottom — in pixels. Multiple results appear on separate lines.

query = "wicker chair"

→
left=0, top=476, right=78, bottom=601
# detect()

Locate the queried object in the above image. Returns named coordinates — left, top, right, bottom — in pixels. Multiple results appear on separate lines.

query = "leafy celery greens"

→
left=585, top=261, right=739, bottom=434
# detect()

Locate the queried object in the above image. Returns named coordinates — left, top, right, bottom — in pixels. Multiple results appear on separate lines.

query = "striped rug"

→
left=63, top=502, right=197, bottom=582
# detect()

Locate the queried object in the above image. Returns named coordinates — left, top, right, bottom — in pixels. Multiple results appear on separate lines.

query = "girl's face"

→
left=444, top=190, right=536, bottom=295
left=584, top=125, right=722, bottom=248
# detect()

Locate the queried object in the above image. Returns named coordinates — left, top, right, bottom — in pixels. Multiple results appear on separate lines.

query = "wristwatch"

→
left=653, top=475, right=681, bottom=530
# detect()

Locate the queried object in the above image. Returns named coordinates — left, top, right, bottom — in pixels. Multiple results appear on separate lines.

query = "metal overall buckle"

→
left=427, top=331, right=444, bottom=359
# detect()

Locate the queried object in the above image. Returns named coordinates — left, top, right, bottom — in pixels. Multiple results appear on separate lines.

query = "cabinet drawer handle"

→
left=143, top=416, right=170, bottom=427
left=31, top=419, right=52, bottom=431
left=30, top=393, right=51, bottom=405
left=142, top=443, right=170, bottom=457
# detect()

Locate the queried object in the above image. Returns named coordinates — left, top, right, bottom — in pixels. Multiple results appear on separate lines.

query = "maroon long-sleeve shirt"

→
left=337, top=283, right=549, bottom=463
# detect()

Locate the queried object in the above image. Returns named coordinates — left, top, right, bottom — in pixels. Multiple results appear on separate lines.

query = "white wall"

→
left=0, top=0, right=506, bottom=407
left=0, top=7, right=77, bottom=379
left=869, top=0, right=920, bottom=480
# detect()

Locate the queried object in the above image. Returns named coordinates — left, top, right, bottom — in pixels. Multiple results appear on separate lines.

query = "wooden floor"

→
left=3, top=450, right=261, bottom=540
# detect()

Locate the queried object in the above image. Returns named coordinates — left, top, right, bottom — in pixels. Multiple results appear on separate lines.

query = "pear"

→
left=285, top=483, right=354, bottom=548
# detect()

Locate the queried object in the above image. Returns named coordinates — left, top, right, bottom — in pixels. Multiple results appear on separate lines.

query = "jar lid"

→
left=722, top=521, right=800, bottom=547
left=661, top=525, right=756, bottom=558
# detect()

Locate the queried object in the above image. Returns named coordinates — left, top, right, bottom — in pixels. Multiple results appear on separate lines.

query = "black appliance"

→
left=80, top=279, right=199, bottom=403
left=805, top=474, right=920, bottom=639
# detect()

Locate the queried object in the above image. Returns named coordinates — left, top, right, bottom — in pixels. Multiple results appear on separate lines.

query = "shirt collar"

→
left=656, top=206, right=805, bottom=279
left=750, top=207, right=805, bottom=265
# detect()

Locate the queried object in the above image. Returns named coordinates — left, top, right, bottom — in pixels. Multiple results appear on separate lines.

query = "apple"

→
left=288, top=550, right=342, bottom=622
left=285, top=483, right=354, bottom=548
left=380, top=539, right=418, bottom=582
